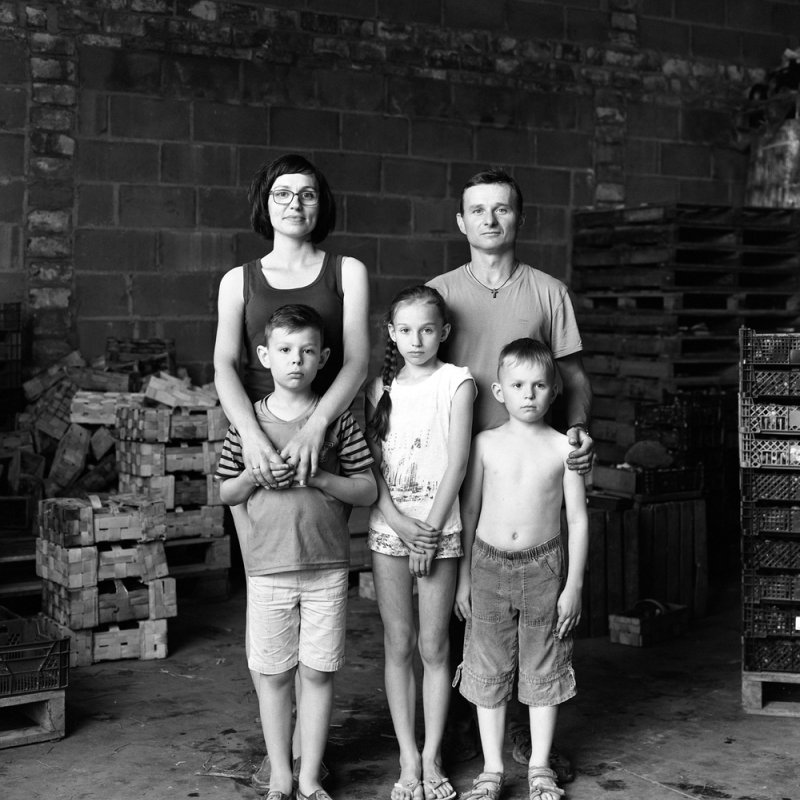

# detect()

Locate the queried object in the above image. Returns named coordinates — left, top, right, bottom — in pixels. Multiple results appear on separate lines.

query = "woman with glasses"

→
left=213, top=153, right=370, bottom=800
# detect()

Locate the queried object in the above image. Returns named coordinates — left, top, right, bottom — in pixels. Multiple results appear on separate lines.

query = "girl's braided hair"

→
left=368, top=284, right=449, bottom=441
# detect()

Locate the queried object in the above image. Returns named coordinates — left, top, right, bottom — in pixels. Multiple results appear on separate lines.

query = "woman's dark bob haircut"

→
left=248, top=154, right=336, bottom=244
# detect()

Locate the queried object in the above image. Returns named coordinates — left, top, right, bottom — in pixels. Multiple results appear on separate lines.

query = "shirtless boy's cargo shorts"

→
left=457, top=534, right=576, bottom=708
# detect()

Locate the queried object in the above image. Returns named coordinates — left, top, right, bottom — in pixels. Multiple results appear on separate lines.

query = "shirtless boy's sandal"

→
left=460, top=771, right=505, bottom=800
left=528, top=766, right=565, bottom=800
left=296, top=789, right=334, bottom=800
left=422, top=774, right=456, bottom=800
left=252, top=755, right=271, bottom=792
left=264, top=792, right=291, bottom=800
left=391, top=778, right=423, bottom=800
left=292, top=757, right=330, bottom=788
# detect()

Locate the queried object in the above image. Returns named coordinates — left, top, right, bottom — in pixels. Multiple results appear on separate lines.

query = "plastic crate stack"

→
left=116, top=376, right=230, bottom=597
left=738, top=327, right=800, bottom=716
left=0, top=606, right=69, bottom=748
left=36, top=495, right=175, bottom=667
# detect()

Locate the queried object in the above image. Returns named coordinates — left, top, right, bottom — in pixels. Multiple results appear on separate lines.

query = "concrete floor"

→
left=2, top=579, right=798, bottom=800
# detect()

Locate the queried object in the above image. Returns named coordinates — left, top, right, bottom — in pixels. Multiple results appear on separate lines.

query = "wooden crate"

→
left=116, top=440, right=166, bottom=477
left=165, top=536, right=230, bottom=577
left=577, top=497, right=708, bottom=638
left=116, top=405, right=170, bottom=443
left=609, top=601, right=689, bottom=646
left=742, top=670, right=800, bottom=717
left=93, top=618, right=168, bottom=662
left=166, top=443, right=205, bottom=473
left=143, top=374, right=217, bottom=409
left=169, top=406, right=229, bottom=442
left=36, top=539, right=98, bottom=589
left=202, top=440, right=224, bottom=474
left=0, top=689, right=65, bottom=749
left=47, top=423, right=90, bottom=489
left=118, top=474, right=175, bottom=509
left=39, top=495, right=167, bottom=546
left=97, top=541, right=169, bottom=583
left=92, top=495, right=167, bottom=543
left=42, top=581, right=99, bottom=629
left=165, top=505, right=225, bottom=540
left=70, top=391, right=132, bottom=425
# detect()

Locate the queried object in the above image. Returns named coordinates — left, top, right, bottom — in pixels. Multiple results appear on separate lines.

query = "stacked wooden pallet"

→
left=739, top=328, right=800, bottom=717
left=36, top=495, right=176, bottom=667
left=116, top=376, right=230, bottom=597
left=572, top=203, right=800, bottom=466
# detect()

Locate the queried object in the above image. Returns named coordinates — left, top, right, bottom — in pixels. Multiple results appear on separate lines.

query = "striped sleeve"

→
left=335, top=410, right=374, bottom=476
left=214, top=426, right=245, bottom=480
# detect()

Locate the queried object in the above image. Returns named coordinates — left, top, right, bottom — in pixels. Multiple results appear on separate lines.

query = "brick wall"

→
left=1, top=0, right=797, bottom=380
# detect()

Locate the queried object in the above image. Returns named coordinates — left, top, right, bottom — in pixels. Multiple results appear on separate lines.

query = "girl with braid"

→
left=364, top=285, right=476, bottom=800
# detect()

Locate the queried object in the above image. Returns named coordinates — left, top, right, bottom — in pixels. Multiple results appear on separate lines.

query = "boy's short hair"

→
left=460, top=167, right=524, bottom=215
left=497, top=338, right=556, bottom=383
left=248, top=153, right=336, bottom=244
left=264, top=304, right=325, bottom=346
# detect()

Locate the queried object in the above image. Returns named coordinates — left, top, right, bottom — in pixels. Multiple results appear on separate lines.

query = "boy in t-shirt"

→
left=216, top=304, right=377, bottom=800
left=454, top=338, right=588, bottom=800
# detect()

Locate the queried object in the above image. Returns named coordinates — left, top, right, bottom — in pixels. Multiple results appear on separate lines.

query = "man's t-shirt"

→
left=215, top=397, right=373, bottom=576
left=428, top=263, right=582, bottom=432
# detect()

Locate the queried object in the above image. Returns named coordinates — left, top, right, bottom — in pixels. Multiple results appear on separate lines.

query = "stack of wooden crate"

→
left=36, top=495, right=176, bottom=666
left=116, top=375, right=230, bottom=597
left=739, top=328, right=800, bottom=716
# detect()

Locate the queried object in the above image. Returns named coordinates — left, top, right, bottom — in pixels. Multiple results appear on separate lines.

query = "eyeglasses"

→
left=269, top=189, right=319, bottom=206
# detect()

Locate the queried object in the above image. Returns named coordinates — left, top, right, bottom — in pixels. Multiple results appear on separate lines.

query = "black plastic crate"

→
left=739, top=432, right=800, bottom=469
left=0, top=614, right=70, bottom=698
left=744, top=637, right=800, bottom=672
left=743, top=571, right=800, bottom=603
left=743, top=537, right=800, bottom=570
left=743, top=600, right=800, bottom=638
left=740, top=469, right=800, bottom=503
left=740, top=328, right=800, bottom=365
left=741, top=503, right=800, bottom=535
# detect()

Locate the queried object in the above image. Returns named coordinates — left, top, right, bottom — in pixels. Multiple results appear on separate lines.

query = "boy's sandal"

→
left=391, top=779, right=423, bottom=800
left=460, top=771, right=505, bottom=800
left=296, top=789, right=334, bottom=800
left=292, top=757, right=330, bottom=787
left=528, top=767, right=565, bottom=800
left=422, top=775, right=456, bottom=800
left=264, top=793, right=292, bottom=800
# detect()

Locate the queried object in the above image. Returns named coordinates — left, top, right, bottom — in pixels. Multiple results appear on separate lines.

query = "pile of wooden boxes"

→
left=36, top=495, right=175, bottom=666
left=739, top=328, right=800, bottom=716
left=116, top=374, right=230, bottom=596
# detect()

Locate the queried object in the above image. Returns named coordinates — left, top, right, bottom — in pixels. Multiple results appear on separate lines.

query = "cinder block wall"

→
left=1, top=1, right=797, bottom=380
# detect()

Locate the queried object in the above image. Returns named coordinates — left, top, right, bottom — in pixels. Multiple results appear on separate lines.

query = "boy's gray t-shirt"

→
left=215, top=397, right=373, bottom=576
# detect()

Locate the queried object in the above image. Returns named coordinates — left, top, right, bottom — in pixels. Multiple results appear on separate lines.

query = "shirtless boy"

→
left=454, top=338, right=589, bottom=800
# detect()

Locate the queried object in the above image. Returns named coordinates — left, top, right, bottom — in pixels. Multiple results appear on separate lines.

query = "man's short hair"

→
left=497, top=338, right=556, bottom=383
left=460, top=168, right=524, bottom=215
left=264, top=304, right=325, bottom=346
